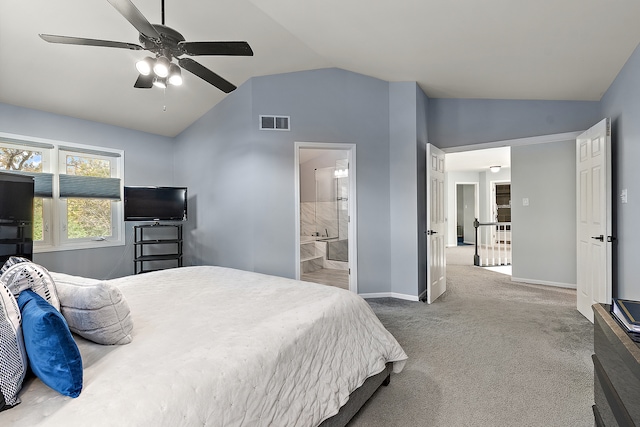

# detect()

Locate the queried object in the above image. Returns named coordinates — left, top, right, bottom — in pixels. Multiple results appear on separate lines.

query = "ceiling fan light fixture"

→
left=168, top=64, right=183, bottom=86
left=135, top=56, right=155, bottom=76
left=153, top=56, right=170, bottom=78
left=152, top=76, right=167, bottom=89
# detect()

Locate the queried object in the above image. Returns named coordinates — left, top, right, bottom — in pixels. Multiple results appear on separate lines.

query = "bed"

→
left=0, top=265, right=407, bottom=426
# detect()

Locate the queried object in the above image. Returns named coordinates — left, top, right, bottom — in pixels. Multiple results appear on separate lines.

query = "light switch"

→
left=621, top=189, right=628, bottom=204
left=522, top=198, right=529, bottom=206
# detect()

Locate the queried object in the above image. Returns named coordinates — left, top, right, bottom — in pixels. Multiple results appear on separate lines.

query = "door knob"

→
left=591, top=235, right=604, bottom=242
left=427, top=230, right=438, bottom=235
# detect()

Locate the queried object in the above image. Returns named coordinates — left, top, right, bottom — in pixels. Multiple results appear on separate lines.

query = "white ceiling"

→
left=2, top=0, right=640, bottom=137
left=445, top=147, right=510, bottom=173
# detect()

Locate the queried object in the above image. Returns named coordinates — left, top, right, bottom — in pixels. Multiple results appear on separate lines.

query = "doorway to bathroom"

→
left=294, top=142, right=357, bottom=293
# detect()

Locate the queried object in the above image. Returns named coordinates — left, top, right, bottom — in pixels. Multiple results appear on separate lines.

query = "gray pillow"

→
left=50, top=273, right=133, bottom=345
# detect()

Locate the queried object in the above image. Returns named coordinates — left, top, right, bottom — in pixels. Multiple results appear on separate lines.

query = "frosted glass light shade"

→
left=135, top=57, right=155, bottom=76
left=168, top=64, right=182, bottom=86
left=153, top=57, right=170, bottom=78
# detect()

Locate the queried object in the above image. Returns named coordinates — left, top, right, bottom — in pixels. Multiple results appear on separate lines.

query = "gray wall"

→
left=601, top=42, right=640, bottom=301
left=416, top=86, right=429, bottom=299
left=511, top=140, right=576, bottom=286
left=175, top=68, right=399, bottom=294
left=172, top=81, right=255, bottom=273
left=0, top=102, right=175, bottom=279
left=389, top=82, right=419, bottom=297
left=428, top=98, right=601, bottom=149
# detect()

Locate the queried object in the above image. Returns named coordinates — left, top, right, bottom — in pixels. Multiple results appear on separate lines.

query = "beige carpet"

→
left=350, top=252, right=593, bottom=427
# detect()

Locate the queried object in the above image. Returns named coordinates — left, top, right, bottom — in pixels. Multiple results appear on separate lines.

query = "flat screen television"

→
left=124, top=186, right=187, bottom=222
left=0, top=172, right=34, bottom=223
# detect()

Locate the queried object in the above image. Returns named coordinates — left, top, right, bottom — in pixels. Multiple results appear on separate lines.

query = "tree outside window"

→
left=0, top=148, right=44, bottom=240
left=65, top=155, right=112, bottom=239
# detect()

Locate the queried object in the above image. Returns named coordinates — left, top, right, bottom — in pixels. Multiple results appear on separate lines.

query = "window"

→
left=0, top=133, right=124, bottom=252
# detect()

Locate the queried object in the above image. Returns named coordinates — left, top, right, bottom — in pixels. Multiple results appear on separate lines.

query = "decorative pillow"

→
left=17, top=290, right=83, bottom=398
left=0, top=256, right=31, bottom=275
left=0, top=262, right=60, bottom=311
left=0, top=282, right=27, bottom=411
left=50, top=272, right=133, bottom=345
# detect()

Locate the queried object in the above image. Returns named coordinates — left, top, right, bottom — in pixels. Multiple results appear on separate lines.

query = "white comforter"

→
left=1, top=266, right=407, bottom=426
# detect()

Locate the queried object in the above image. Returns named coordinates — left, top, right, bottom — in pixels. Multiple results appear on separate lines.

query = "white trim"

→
left=511, top=276, right=577, bottom=289
left=294, top=142, right=358, bottom=294
left=359, top=292, right=420, bottom=302
left=442, top=131, right=583, bottom=154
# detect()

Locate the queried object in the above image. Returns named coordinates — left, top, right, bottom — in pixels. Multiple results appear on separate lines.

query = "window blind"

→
left=59, top=175, right=121, bottom=200
left=0, top=138, right=54, bottom=150
left=58, top=146, right=121, bottom=158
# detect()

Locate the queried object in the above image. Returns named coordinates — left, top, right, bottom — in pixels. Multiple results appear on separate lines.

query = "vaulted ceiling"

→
left=2, top=0, right=640, bottom=137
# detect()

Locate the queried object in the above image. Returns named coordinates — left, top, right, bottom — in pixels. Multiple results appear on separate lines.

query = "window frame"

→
left=0, top=132, right=125, bottom=253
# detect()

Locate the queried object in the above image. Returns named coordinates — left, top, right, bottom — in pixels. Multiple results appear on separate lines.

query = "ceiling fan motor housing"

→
left=139, top=24, right=186, bottom=59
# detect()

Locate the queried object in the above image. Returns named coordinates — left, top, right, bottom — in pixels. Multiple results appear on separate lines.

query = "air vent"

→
left=260, top=115, right=290, bottom=131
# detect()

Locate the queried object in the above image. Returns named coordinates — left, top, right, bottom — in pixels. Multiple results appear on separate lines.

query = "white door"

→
left=427, top=144, right=446, bottom=303
left=576, top=118, right=612, bottom=322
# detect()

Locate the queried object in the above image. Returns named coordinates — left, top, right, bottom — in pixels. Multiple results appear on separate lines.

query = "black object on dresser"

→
left=0, top=172, right=34, bottom=263
left=133, top=223, right=183, bottom=274
left=592, top=303, right=640, bottom=427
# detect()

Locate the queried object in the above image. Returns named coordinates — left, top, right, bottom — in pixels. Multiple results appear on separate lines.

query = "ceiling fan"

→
left=39, top=0, right=253, bottom=93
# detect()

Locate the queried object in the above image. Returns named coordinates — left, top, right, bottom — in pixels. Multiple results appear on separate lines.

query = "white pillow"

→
left=0, top=282, right=27, bottom=411
left=50, top=273, right=133, bottom=345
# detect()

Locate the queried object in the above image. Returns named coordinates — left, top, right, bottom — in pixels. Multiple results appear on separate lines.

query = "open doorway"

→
left=455, top=183, right=478, bottom=246
left=295, top=142, right=357, bottom=293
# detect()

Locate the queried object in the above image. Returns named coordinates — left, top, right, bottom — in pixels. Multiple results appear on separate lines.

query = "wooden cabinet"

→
left=133, top=224, right=183, bottom=274
left=592, top=304, right=640, bottom=427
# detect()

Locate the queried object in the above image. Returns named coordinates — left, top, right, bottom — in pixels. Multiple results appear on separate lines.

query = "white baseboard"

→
left=511, top=276, right=577, bottom=289
left=359, top=292, right=420, bottom=302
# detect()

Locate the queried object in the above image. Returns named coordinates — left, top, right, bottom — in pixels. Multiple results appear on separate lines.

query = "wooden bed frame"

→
left=320, top=363, right=392, bottom=427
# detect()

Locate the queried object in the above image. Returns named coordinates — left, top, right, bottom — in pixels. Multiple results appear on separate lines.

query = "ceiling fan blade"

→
left=39, top=34, right=143, bottom=50
left=178, top=58, right=236, bottom=93
left=179, top=41, right=253, bottom=56
left=107, top=0, right=160, bottom=40
left=134, top=74, right=153, bottom=89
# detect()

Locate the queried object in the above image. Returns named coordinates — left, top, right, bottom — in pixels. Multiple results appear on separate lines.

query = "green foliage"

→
left=65, top=156, right=112, bottom=239
left=67, top=199, right=111, bottom=239
left=33, top=198, right=43, bottom=241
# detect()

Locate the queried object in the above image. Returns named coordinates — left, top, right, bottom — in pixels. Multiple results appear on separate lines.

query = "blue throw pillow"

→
left=18, top=290, right=83, bottom=398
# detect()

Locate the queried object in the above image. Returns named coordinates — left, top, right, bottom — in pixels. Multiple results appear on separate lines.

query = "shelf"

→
left=0, top=239, right=32, bottom=244
left=133, top=224, right=183, bottom=274
left=134, top=254, right=183, bottom=262
left=134, top=239, right=181, bottom=245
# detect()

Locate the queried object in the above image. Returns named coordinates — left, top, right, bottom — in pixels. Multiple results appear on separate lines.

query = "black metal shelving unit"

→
left=133, top=223, right=183, bottom=274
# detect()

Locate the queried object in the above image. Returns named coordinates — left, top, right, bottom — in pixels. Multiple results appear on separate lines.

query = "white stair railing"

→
left=474, top=219, right=512, bottom=267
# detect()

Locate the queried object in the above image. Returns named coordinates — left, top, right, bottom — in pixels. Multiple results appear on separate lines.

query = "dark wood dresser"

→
left=592, top=304, right=640, bottom=427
